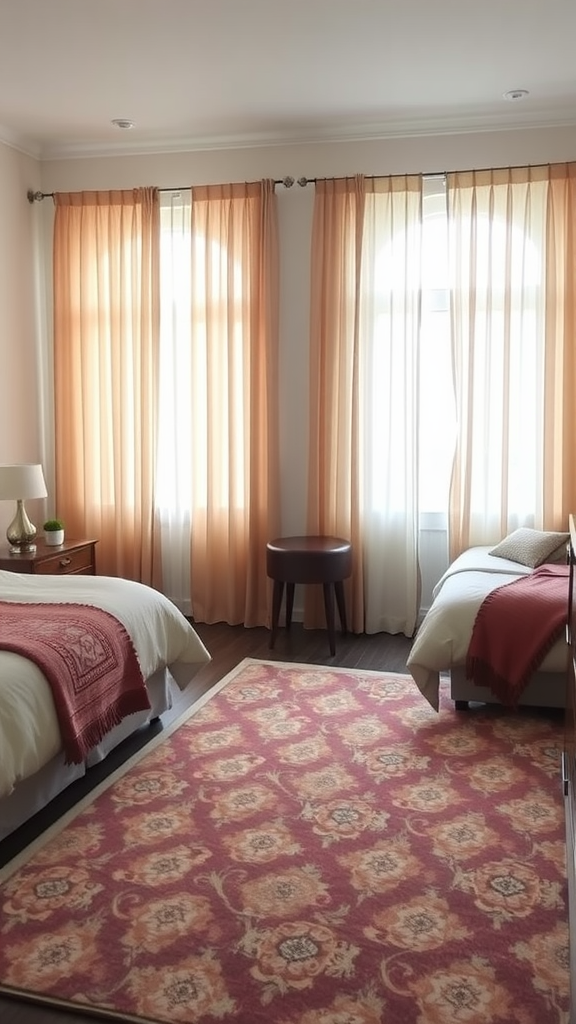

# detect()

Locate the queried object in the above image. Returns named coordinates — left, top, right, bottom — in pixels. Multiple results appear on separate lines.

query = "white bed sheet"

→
left=407, top=546, right=567, bottom=710
left=0, top=570, right=211, bottom=798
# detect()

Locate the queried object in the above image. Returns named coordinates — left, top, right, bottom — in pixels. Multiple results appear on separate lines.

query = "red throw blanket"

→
left=0, top=601, right=150, bottom=764
left=465, top=563, right=569, bottom=706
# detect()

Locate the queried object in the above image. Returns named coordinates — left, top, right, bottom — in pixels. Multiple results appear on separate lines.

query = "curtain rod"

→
left=27, top=176, right=307, bottom=203
left=26, top=174, right=405, bottom=202
left=26, top=162, right=556, bottom=203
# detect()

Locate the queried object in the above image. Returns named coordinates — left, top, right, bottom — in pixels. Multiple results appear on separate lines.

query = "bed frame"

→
left=450, top=665, right=567, bottom=711
left=0, top=666, right=174, bottom=842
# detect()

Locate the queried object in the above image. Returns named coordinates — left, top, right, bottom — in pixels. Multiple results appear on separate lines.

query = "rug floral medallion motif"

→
left=0, top=658, right=569, bottom=1024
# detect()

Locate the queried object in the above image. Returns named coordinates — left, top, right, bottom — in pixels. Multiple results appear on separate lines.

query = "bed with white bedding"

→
left=0, top=569, right=211, bottom=840
left=407, top=546, right=568, bottom=711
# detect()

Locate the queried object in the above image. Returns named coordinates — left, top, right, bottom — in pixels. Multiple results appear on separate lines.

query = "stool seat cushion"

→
left=266, top=536, right=352, bottom=584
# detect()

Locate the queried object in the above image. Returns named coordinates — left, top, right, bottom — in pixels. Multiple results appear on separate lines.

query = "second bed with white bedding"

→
left=407, top=546, right=567, bottom=711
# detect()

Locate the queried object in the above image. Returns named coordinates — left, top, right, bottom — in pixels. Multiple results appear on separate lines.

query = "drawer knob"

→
left=59, top=557, right=72, bottom=568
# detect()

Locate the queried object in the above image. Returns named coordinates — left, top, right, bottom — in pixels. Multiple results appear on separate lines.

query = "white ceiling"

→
left=1, top=0, right=575, bottom=160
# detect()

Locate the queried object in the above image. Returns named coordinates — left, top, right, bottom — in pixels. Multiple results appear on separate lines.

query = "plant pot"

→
left=45, top=530, right=64, bottom=546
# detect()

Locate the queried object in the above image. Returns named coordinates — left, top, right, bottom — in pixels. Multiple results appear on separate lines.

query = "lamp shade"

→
left=0, top=464, right=48, bottom=500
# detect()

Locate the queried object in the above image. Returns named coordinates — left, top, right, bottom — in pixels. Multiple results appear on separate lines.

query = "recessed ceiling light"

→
left=111, top=118, right=135, bottom=130
left=503, top=90, right=529, bottom=102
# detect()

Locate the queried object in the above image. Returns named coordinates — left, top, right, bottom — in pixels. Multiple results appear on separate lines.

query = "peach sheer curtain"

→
left=187, top=181, right=280, bottom=625
left=307, top=176, right=365, bottom=633
left=447, top=163, right=576, bottom=557
left=53, top=188, right=161, bottom=584
left=307, top=175, right=423, bottom=637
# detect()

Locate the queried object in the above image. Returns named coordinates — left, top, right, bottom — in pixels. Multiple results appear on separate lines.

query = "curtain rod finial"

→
left=27, top=190, right=44, bottom=204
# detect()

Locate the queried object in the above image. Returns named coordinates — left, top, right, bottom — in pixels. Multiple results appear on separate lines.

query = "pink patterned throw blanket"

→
left=0, top=601, right=150, bottom=764
left=466, top=563, right=569, bottom=706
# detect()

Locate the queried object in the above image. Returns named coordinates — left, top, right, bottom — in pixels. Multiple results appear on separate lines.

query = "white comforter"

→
left=0, top=570, right=211, bottom=798
left=407, top=547, right=567, bottom=710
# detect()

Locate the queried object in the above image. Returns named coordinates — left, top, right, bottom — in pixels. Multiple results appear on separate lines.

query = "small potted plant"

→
left=43, top=518, right=65, bottom=546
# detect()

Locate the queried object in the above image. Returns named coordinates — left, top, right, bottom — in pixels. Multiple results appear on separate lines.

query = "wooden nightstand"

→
left=0, top=538, right=98, bottom=576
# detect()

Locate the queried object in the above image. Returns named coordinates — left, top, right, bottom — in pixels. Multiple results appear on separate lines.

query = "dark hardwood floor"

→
left=0, top=622, right=414, bottom=1024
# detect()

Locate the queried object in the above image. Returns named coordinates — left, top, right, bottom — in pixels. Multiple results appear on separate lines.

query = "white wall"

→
left=8, top=124, right=575, bottom=598
left=0, top=142, right=47, bottom=536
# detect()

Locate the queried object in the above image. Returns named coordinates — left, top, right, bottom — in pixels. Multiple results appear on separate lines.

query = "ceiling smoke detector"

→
left=111, top=118, right=135, bottom=130
left=503, top=90, right=529, bottom=102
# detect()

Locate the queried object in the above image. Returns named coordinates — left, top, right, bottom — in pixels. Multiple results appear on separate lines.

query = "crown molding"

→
left=3, top=109, right=576, bottom=163
left=0, top=123, right=42, bottom=160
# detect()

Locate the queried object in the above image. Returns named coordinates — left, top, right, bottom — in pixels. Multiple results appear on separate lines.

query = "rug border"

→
left=0, top=655, right=250, bottom=885
left=0, top=659, right=411, bottom=884
left=0, top=985, right=145, bottom=1024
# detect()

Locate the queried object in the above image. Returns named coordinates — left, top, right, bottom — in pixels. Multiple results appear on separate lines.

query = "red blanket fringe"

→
left=0, top=601, right=150, bottom=764
left=465, top=563, right=568, bottom=707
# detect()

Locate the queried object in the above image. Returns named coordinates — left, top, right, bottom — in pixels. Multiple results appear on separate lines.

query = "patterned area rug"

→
left=0, top=658, right=569, bottom=1023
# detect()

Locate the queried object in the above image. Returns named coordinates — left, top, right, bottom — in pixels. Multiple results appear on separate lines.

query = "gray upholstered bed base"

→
left=0, top=666, right=175, bottom=842
left=449, top=665, right=566, bottom=710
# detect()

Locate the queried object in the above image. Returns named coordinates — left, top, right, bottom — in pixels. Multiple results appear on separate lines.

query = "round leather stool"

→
left=266, top=536, right=353, bottom=656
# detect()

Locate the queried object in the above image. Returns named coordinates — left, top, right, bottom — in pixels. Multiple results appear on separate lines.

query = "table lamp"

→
left=0, top=463, right=48, bottom=554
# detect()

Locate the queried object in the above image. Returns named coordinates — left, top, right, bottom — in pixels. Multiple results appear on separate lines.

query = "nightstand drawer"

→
left=0, top=538, right=97, bottom=575
left=34, top=545, right=95, bottom=575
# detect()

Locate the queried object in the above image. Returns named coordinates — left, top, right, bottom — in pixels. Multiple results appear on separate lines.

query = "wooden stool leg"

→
left=334, top=580, right=348, bottom=634
left=270, top=580, right=284, bottom=649
left=285, top=582, right=295, bottom=629
left=322, top=582, right=336, bottom=656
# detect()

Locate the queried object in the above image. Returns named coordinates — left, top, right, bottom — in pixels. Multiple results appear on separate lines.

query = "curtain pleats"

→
left=53, top=188, right=161, bottom=584
left=447, top=163, right=576, bottom=557
left=188, top=181, right=280, bottom=625
left=543, top=164, right=576, bottom=526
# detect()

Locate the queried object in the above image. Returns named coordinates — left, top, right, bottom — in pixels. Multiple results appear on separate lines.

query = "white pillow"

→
left=489, top=527, right=569, bottom=569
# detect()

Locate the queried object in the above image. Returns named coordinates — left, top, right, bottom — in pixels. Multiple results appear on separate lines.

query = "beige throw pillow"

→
left=489, top=528, right=569, bottom=568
